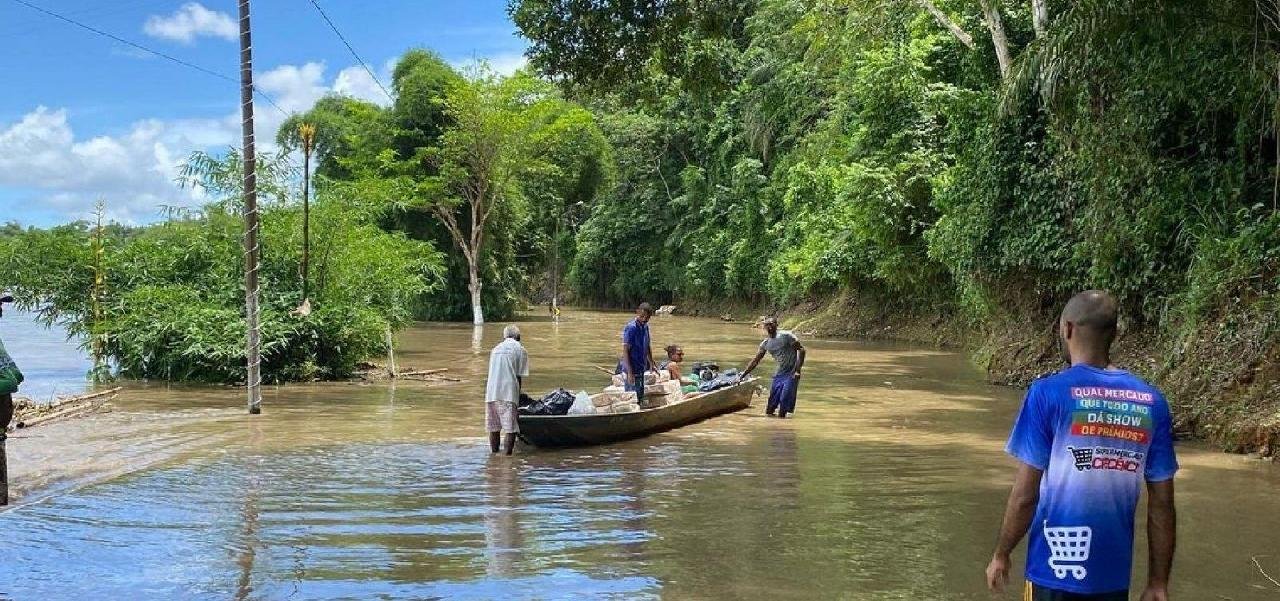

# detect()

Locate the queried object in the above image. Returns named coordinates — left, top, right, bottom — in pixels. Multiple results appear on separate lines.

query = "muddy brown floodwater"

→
left=1, top=309, right=1278, bottom=600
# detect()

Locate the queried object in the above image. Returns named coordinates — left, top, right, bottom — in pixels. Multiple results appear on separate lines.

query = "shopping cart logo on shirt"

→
left=1068, top=446, right=1094, bottom=471
left=1043, top=520, right=1091, bottom=580
left=1066, top=445, right=1144, bottom=473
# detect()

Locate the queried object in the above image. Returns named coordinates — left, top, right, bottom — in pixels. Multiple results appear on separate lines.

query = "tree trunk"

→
left=301, top=145, right=311, bottom=301
left=469, top=260, right=485, bottom=325
left=552, top=214, right=561, bottom=316
left=981, top=0, right=1013, bottom=79
left=1031, top=0, right=1049, bottom=37
left=238, top=0, right=262, bottom=415
left=91, top=201, right=106, bottom=380
left=385, top=326, right=396, bottom=379
left=918, top=0, right=975, bottom=49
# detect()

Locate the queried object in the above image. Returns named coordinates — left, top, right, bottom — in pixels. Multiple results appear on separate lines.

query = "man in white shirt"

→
left=485, top=324, right=529, bottom=455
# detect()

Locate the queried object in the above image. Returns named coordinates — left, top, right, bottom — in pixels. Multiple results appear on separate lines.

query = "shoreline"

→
left=673, top=293, right=1279, bottom=459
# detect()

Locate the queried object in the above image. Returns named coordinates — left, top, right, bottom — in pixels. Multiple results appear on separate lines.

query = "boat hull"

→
left=517, top=380, right=758, bottom=448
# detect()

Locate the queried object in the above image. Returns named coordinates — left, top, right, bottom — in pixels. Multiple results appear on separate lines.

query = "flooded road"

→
left=1, top=310, right=1278, bottom=599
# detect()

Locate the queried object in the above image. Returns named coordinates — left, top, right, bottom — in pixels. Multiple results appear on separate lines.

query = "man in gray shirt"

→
left=742, top=316, right=806, bottom=418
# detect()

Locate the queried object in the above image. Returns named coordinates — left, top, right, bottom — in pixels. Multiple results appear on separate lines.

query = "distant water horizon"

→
left=1, top=308, right=91, bottom=401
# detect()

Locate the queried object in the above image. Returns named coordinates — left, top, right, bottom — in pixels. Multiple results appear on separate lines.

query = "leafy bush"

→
left=0, top=195, right=442, bottom=384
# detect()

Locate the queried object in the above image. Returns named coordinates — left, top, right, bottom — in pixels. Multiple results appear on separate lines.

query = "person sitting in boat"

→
left=659, top=344, right=697, bottom=385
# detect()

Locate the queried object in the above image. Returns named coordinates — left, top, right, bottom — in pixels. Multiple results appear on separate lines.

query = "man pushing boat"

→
left=741, top=316, right=805, bottom=418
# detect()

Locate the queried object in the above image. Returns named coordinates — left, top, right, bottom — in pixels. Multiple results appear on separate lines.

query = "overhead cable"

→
left=8, top=0, right=290, bottom=116
left=305, top=0, right=394, bottom=102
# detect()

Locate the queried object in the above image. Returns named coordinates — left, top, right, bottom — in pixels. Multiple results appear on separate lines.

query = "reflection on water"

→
left=483, top=457, right=521, bottom=579
left=0, top=308, right=91, bottom=401
left=0, top=309, right=1277, bottom=600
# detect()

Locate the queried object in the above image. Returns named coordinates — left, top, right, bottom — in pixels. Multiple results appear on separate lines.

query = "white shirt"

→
left=485, top=337, right=529, bottom=403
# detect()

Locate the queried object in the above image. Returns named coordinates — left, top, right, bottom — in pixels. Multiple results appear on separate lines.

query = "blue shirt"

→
left=1006, top=364, right=1178, bottom=594
left=619, top=318, right=650, bottom=376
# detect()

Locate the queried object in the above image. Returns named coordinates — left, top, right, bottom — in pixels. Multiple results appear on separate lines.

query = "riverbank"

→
left=677, top=292, right=1280, bottom=457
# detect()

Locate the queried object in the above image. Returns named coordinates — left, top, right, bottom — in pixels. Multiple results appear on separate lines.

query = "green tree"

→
left=0, top=153, right=444, bottom=384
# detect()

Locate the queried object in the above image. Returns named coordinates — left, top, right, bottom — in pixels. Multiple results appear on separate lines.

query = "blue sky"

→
left=0, top=0, right=527, bottom=226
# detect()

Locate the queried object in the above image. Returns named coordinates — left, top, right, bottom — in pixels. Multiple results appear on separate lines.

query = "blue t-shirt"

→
left=1006, top=364, right=1178, bottom=594
left=619, top=318, right=650, bottom=376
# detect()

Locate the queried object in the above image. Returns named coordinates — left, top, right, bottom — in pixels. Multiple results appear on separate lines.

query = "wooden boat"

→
left=517, top=379, right=759, bottom=448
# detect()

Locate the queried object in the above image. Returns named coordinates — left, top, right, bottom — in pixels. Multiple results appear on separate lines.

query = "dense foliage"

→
left=280, top=51, right=611, bottom=323
left=8, top=2, right=1280, bottom=393
left=0, top=159, right=443, bottom=383
left=511, top=0, right=1280, bottom=337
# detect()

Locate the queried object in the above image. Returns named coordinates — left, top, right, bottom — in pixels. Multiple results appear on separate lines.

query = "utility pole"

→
left=239, top=0, right=262, bottom=415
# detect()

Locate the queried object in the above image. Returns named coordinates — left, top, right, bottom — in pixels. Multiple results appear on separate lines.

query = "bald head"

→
left=1060, top=290, right=1119, bottom=351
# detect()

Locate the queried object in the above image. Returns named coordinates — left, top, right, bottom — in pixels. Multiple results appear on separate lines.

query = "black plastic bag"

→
left=519, top=388, right=576, bottom=416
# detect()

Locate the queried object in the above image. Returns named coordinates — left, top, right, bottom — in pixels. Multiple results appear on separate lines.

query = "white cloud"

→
left=451, top=52, right=529, bottom=77
left=333, top=66, right=392, bottom=106
left=0, top=107, right=218, bottom=223
left=488, top=52, right=530, bottom=76
left=0, top=61, right=394, bottom=225
left=143, top=3, right=236, bottom=44
left=257, top=63, right=329, bottom=114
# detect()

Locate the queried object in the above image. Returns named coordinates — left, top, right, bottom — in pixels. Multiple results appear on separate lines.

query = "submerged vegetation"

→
left=277, top=52, right=612, bottom=325
left=0, top=51, right=609, bottom=383
left=2, top=1, right=1279, bottom=446
left=0, top=155, right=442, bottom=384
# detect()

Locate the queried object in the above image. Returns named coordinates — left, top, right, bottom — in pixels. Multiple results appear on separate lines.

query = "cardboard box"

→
left=592, top=391, right=636, bottom=407
left=644, top=379, right=683, bottom=404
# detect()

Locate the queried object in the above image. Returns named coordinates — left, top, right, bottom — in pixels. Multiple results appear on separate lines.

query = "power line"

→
left=7, top=0, right=290, bottom=117
left=305, top=0, right=394, bottom=102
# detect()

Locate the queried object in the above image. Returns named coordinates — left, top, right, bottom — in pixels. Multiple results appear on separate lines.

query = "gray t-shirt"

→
left=760, top=331, right=800, bottom=376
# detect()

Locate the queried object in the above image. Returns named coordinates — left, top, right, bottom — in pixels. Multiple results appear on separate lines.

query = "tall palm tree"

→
left=299, top=123, right=317, bottom=306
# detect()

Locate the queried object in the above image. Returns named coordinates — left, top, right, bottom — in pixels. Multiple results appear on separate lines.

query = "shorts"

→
left=1025, top=582, right=1128, bottom=601
left=766, top=375, right=799, bottom=415
left=485, top=400, right=519, bottom=434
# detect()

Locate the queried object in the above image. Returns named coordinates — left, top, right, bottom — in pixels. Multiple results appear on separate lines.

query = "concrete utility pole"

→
left=239, top=0, right=262, bottom=415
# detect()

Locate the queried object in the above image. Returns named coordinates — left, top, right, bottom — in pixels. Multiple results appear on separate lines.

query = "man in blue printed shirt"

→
left=618, top=303, right=657, bottom=405
left=987, top=290, right=1178, bottom=601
